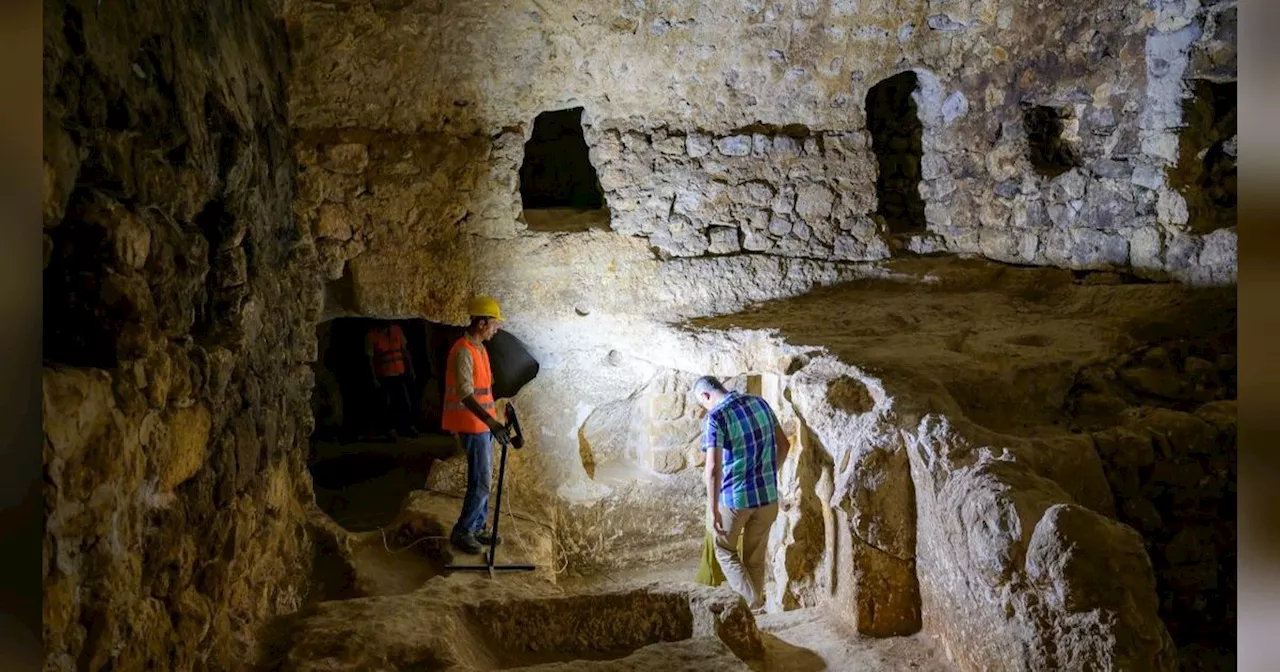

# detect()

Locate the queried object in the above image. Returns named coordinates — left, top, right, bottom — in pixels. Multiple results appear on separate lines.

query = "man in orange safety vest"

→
left=442, top=296, right=510, bottom=555
left=365, top=322, right=418, bottom=439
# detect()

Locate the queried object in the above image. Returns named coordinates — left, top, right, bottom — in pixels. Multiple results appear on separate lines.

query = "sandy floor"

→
left=758, top=609, right=953, bottom=672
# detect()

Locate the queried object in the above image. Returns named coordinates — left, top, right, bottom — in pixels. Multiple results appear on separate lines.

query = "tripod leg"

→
left=487, top=437, right=510, bottom=570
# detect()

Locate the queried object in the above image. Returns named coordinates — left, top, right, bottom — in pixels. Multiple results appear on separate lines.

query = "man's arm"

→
left=365, top=332, right=380, bottom=385
left=391, top=326, right=416, bottom=379
left=765, top=404, right=790, bottom=465
left=703, top=415, right=725, bottom=535
left=773, top=422, right=791, bottom=465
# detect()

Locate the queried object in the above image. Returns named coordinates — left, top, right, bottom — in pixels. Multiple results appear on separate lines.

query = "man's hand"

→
left=489, top=421, right=511, bottom=445
left=711, top=504, right=727, bottom=538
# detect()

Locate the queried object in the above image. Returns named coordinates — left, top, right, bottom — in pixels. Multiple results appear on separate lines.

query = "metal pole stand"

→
left=445, top=404, right=537, bottom=578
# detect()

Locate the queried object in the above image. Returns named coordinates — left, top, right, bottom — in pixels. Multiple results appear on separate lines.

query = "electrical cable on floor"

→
left=497, top=466, right=571, bottom=575
left=421, top=484, right=572, bottom=575
left=377, top=525, right=448, bottom=554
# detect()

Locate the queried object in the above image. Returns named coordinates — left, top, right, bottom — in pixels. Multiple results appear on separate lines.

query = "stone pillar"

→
left=830, top=435, right=922, bottom=636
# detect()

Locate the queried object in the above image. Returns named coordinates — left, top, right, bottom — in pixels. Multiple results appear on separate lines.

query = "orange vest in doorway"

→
left=369, top=325, right=407, bottom=377
left=442, top=337, right=496, bottom=434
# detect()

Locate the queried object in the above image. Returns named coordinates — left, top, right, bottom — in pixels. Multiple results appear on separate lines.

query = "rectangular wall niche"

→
left=519, top=107, right=612, bottom=232
left=866, top=72, right=927, bottom=234
left=1022, top=104, right=1081, bottom=179
left=1172, top=79, right=1236, bottom=234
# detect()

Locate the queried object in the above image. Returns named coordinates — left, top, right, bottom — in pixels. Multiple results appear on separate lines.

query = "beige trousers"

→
left=713, top=501, right=779, bottom=609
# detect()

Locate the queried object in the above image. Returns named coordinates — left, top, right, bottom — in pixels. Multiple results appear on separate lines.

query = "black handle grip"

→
left=504, top=403, right=525, bottom=449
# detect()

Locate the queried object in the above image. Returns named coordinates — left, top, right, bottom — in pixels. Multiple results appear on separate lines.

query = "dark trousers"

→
left=377, top=375, right=415, bottom=433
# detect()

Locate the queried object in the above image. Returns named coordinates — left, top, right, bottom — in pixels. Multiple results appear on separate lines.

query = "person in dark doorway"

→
left=365, top=321, right=419, bottom=439
left=442, top=296, right=511, bottom=555
left=693, top=375, right=790, bottom=611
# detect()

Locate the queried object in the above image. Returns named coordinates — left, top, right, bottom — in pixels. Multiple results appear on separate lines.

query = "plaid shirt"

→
left=702, top=391, right=781, bottom=509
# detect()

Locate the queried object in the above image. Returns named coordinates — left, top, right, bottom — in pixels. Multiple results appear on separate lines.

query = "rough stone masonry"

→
left=44, top=0, right=1236, bottom=670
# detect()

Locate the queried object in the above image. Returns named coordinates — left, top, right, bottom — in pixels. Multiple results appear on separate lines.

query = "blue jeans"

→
left=453, top=432, right=493, bottom=536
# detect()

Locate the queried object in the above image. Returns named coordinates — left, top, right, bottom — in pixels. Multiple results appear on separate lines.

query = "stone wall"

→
left=293, top=129, right=499, bottom=318
left=43, top=0, right=319, bottom=668
left=286, top=0, right=1236, bottom=283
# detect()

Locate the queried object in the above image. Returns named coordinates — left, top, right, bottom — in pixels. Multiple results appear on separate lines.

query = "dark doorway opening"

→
left=519, top=107, right=611, bottom=232
left=312, top=317, right=542, bottom=441
left=1172, top=79, right=1236, bottom=234
left=308, top=318, right=541, bottom=531
left=866, top=72, right=926, bottom=234
left=1022, top=104, right=1080, bottom=179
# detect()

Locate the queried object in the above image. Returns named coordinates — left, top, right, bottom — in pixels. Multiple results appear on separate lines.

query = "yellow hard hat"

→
left=468, top=295, right=505, bottom=321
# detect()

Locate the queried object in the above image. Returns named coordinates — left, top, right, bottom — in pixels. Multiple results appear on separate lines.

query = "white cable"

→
left=377, top=525, right=449, bottom=554
left=365, top=446, right=574, bottom=575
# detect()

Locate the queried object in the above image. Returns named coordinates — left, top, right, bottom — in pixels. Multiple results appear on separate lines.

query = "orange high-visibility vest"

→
left=442, top=337, right=496, bottom=434
left=368, top=325, right=407, bottom=377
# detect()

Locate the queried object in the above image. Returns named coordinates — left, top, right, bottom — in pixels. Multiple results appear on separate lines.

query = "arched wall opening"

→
left=866, top=72, right=927, bottom=235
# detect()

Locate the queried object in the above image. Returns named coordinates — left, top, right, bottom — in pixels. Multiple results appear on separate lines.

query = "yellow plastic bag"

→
left=694, top=529, right=728, bottom=586
left=694, top=508, right=741, bottom=587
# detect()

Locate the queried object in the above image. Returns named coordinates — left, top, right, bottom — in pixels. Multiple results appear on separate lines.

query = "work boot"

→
left=451, top=530, right=483, bottom=555
left=476, top=529, right=502, bottom=546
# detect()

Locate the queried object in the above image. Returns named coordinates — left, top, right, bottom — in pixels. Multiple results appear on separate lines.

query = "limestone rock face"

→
left=781, top=358, right=920, bottom=636
left=906, top=428, right=1176, bottom=672
left=43, top=1, right=319, bottom=669
left=690, top=264, right=1236, bottom=669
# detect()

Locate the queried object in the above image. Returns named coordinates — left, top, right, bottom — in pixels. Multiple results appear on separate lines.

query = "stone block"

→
left=159, top=404, right=211, bottom=492
left=708, top=227, right=740, bottom=255
left=1069, top=228, right=1129, bottom=268
left=653, top=134, right=686, bottom=155
left=1026, top=504, right=1158, bottom=615
left=772, top=136, right=800, bottom=157
left=1138, top=408, right=1220, bottom=456
left=752, top=133, right=771, bottom=155
left=845, top=541, right=920, bottom=636
left=316, top=204, right=355, bottom=240
left=1156, top=189, right=1188, bottom=225
left=323, top=143, right=369, bottom=174
left=686, top=133, right=714, bottom=158
left=795, top=184, right=835, bottom=222
left=717, top=135, right=751, bottom=157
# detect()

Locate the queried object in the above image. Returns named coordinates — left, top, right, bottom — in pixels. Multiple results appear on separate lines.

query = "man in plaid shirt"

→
left=694, top=375, right=791, bottom=610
